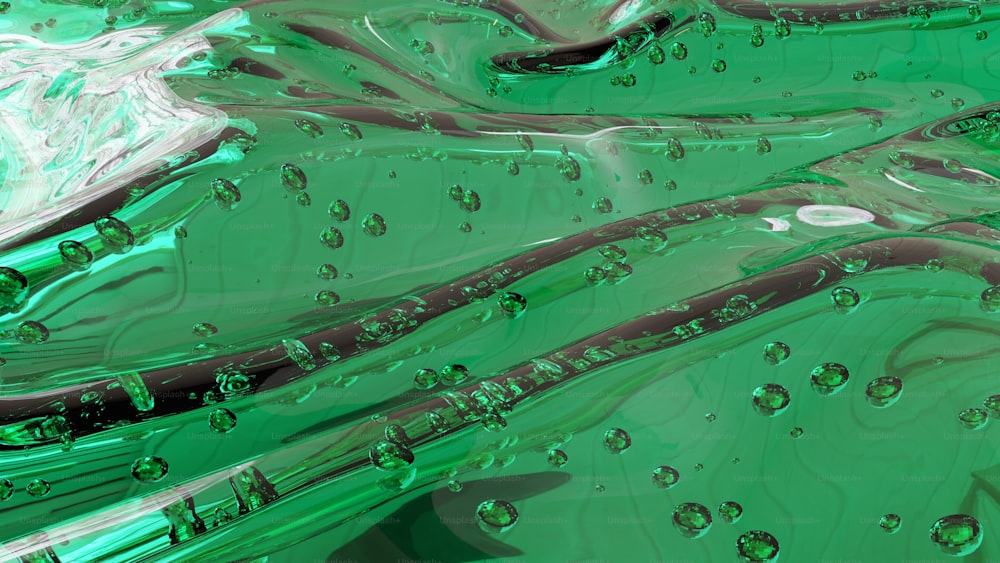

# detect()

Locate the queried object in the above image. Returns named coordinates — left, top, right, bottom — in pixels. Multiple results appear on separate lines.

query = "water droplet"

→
left=94, top=215, right=135, bottom=251
left=649, top=44, right=665, bottom=64
left=481, top=412, right=507, bottom=432
left=192, top=323, right=217, bottom=337
left=319, top=342, right=340, bottom=362
left=209, top=408, right=237, bottom=433
left=774, top=17, right=790, bottom=38
left=294, top=118, right=324, bottom=138
left=970, top=5, right=983, bottom=20
left=880, top=513, right=902, bottom=533
left=447, top=480, right=462, bottom=492
left=719, top=501, right=743, bottom=524
left=790, top=426, right=803, bottom=438
left=584, top=266, right=607, bottom=286
left=811, top=363, right=850, bottom=396
left=652, top=466, right=680, bottom=489
left=409, top=38, right=435, bottom=55
left=635, top=226, right=668, bottom=252
left=853, top=70, right=867, bottom=81
left=459, top=221, right=472, bottom=233
left=369, top=439, right=415, bottom=471
left=930, top=88, right=944, bottom=99
left=514, top=133, right=534, bottom=153
left=317, top=264, right=338, bottom=280
left=0, top=478, right=12, bottom=500
left=16, top=321, right=49, bottom=344
left=698, top=12, right=716, bottom=37
left=958, top=407, right=989, bottom=430
left=976, top=29, right=988, bottom=41
left=209, top=179, right=241, bottom=212
left=752, top=384, right=790, bottom=416
left=666, top=137, right=684, bottom=161
left=174, top=226, right=188, bottom=239
left=930, top=514, right=982, bottom=556
left=694, top=463, right=704, bottom=471
left=459, top=189, right=481, bottom=212
left=280, top=163, right=307, bottom=193
left=58, top=241, right=93, bottom=271
left=711, top=59, right=726, bottom=72
left=328, top=199, right=351, bottom=222
left=547, top=449, right=568, bottom=467
left=670, top=42, right=687, bottom=60
left=736, top=530, right=780, bottom=562
left=413, top=368, right=439, bottom=390
left=705, top=413, right=717, bottom=423
left=339, top=122, right=362, bottom=141
left=602, top=262, right=633, bottom=285
left=426, top=411, right=450, bottom=434
left=0, top=267, right=28, bottom=314
left=118, top=371, right=153, bottom=412
left=763, top=342, right=790, bottom=365
left=831, top=286, right=861, bottom=309
left=383, top=424, right=409, bottom=448
left=598, top=244, right=626, bottom=262
left=557, top=154, right=581, bottom=182
left=756, top=137, right=772, bottom=155
left=498, top=292, right=527, bottom=319
left=283, top=338, right=316, bottom=371
left=980, top=286, right=1000, bottom=312
left=983, top=395, right=1000, bottom=417
left=440, top=364, right=470, bottom=386
left=672, top=502, right=712, bottom=538
left=26, top=478, right=50, bottom=497
left=361, top=213, right=387, bottom=237
left=603, top=427, right=631, bottom=454
left=131, top=456, right=168, bottom=482
left=865, top=376, right=903, bottom=408
left=315, top=290, right=341, bottom=307
left=952, top=97, right=966, bottom=110
left=320, top=227, right=344, bottom=250
left=476, top=499, right=518, bottom=534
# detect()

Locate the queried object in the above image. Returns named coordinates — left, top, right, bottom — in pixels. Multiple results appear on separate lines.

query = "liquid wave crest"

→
left=0, top=0, right=999, bottom=561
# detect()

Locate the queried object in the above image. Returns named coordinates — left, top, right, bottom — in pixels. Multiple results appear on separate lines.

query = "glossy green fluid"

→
left=0, top=0, right=1000, bottom=562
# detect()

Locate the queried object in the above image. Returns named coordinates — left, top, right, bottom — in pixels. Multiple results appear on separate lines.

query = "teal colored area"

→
left=0, top=1, right=998, bottom=562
